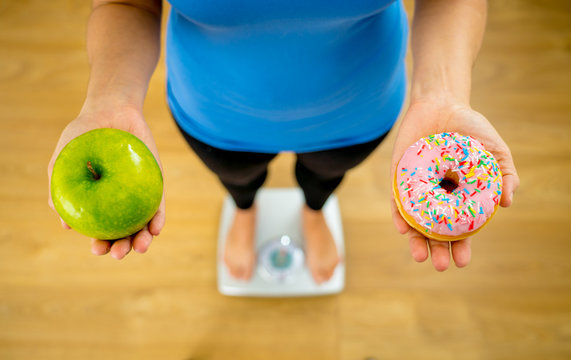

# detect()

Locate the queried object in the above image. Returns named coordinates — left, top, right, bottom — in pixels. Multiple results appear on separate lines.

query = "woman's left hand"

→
left=390, top=98, right=520, bottom=271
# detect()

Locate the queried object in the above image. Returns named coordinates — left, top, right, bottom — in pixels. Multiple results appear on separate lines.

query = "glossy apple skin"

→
left=51, top=129, right=163, bottom=240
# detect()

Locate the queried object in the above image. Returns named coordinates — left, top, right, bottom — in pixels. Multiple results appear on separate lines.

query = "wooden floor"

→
left=1, top=1, right=570, bottom=359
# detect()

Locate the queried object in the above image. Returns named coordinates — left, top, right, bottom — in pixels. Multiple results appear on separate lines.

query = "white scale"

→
left=217, top=188, right=345, bottom=297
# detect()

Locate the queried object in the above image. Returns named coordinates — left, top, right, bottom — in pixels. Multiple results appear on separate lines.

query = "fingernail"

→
left=509, top=192, right=514, bottom=203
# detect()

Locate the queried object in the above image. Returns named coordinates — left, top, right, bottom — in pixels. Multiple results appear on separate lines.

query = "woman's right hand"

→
left=47, top=105, right=166, bottom=259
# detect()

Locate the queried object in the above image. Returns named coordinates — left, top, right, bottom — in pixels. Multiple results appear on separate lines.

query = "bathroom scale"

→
left=217, top=188, right=345, bottom=297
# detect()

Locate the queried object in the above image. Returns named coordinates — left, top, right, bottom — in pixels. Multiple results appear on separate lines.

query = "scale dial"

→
left=258, top=235, right=304, bottom=282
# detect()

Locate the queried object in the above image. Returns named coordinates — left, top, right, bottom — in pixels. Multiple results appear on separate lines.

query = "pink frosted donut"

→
left=393, top=132, right=502, bottom=241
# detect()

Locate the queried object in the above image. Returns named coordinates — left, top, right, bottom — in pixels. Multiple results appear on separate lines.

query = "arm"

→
left=48, top=0, right=165, bottom=260
left=391, top=0, right=520, bottom=270
left=83, top=0, right=162, bottom=111
left=410, top=0, right=486, bottom=105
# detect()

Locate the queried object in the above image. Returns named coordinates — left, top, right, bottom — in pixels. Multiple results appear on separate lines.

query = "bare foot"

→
left=302, top=205, right=341, bottom=284
left=223, top=205, right=257, bottom=281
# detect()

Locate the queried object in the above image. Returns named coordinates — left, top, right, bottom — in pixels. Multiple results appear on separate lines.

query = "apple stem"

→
left=87, top=161, right=100, bottom=180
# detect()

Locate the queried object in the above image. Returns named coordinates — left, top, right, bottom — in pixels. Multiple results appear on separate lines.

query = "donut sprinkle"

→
left=396, top=132, right=502, bottom=237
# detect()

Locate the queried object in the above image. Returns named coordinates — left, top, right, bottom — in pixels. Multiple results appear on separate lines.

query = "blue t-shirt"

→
left=166, top=0, right=408, bottom=153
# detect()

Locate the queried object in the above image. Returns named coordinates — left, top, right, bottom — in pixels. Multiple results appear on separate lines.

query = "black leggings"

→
left=176, top=124, right=387, bottom=210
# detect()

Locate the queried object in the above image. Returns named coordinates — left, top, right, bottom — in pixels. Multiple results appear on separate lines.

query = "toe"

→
left=232, top=265, right=246, bottom=280
left=309, top=261, right=338, bottom=284
left=244, top=262, right=255, bottom=280
left=312, top=271, right=327, bottom=284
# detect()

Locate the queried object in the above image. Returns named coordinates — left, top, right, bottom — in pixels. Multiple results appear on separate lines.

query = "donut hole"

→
left=439, top=169, right=460, bottom=193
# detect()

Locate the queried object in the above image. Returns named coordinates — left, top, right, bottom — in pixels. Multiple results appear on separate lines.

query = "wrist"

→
left=409, top=91, right=471, bottom=112
left=81, top=79, right=144, bottom=117
left=403, top=90, right=472, bottom=129
left=410, top=63, right=472, bottom=107
left=79, top=98, right=144, bottom=124
left=410, top=71, right=471, bottom=106
left=82, top=65, right=151, bottom=114
left=83, top=86, right=145, bottom=114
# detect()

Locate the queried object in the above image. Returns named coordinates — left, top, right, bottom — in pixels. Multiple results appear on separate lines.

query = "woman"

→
left=48, top=0, right=519, bottom=283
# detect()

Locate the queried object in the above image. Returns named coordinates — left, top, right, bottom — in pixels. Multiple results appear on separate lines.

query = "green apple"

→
left=51, top=128, right=163, bottom=240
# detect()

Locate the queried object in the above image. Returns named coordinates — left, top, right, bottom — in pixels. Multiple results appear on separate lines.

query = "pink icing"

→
left=396, top=132, right=502, bottom=237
